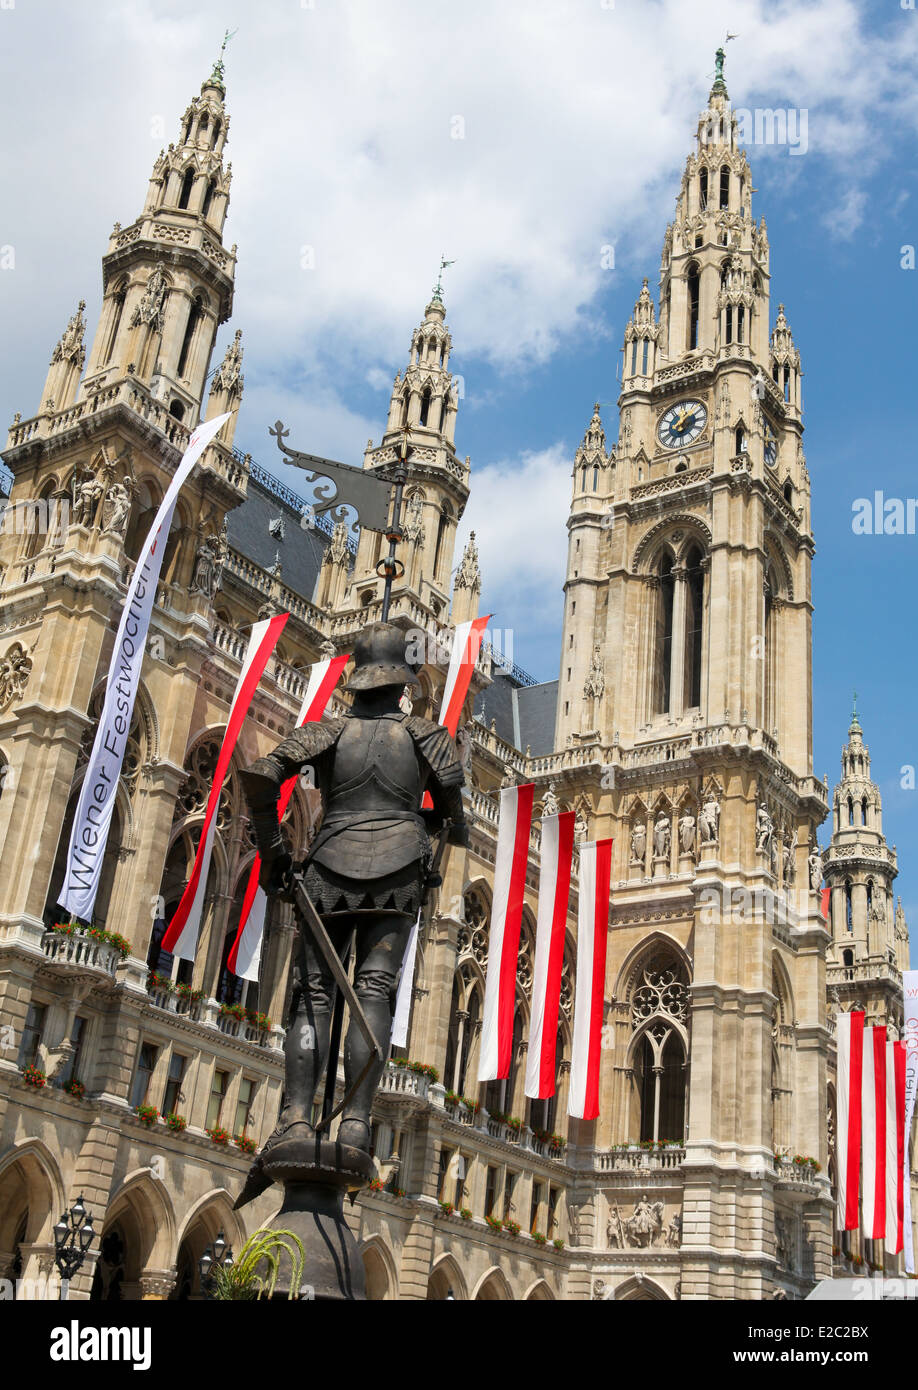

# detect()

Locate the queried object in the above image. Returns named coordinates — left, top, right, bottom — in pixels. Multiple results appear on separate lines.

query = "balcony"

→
left=595, top=1145, right=686, bottom=1174
left=773, top=1157, right=824, bottom=1198
left=40, top=929, right=121, bottom=981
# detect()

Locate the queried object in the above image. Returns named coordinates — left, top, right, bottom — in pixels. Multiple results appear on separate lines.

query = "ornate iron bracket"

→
left=269, top=421, right=392, bottom=535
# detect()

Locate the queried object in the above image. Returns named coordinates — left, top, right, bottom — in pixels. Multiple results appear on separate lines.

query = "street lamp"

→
left=198, top=1231, right=234, bottom=1298
left=53, top=1194, right=96, bottom=1299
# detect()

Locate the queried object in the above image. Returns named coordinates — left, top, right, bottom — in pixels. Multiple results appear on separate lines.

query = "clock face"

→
left=764, top=420, right=778, bottom=468
left=658, top=399, right=708, bottom=449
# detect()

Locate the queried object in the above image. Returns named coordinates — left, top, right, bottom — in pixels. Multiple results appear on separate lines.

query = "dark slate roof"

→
left=515, top=680, right=559, bottom=756
left=225, top=457, right=349, bottom=603
left=474, top=672, right=559, bottom=755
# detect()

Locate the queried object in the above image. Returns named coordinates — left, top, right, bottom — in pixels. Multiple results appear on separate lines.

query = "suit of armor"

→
left=240, top=624, right=468, bottom=1162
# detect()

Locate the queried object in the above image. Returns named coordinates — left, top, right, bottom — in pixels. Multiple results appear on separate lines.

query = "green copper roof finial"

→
left=432, top=256, right=456, bottom=304
left=851, top=689, right=861, bottom=729
left=208, top=27, right=238, bottom=88
left=712, top=32, right=737, bottom=96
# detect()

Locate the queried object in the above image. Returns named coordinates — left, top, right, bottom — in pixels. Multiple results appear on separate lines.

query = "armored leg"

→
left=338, top=912, right=414, bottom=1151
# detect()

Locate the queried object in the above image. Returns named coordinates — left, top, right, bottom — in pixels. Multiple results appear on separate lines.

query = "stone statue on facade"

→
left=541, top=783, right=560, bottom=818
left=678, top=813, right=696, bottom=856
left=624, top=1195, right=664, bottom=1249
left=74, top=471, right=104, bottom=528
left=101, top=479, right=132, bottom=536
left=653, top=814, right=671, bottom=860
left=756, top=803, right=774, bottom=857
left=699, top=795, right=720, bottom=845
left=574, top=810, right=589, bottom=844
left=665, top=1211, right=682, bottom=1249
left=783, top=828, right=797, bottom=885
left=129, top=263, right=168, bottom=336
left=631, top=821, right=646, bottom=864
left=607, top=1204, right=625, bottom=1249
left=808, top=846, right=822, bottom=892
left=583, top=645, right=605, bottom=701
left=190, top=534, right=219, bottom=598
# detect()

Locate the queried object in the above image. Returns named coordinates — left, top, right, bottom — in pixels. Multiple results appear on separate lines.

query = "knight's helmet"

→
left=345, top=623, right=422, bottom=693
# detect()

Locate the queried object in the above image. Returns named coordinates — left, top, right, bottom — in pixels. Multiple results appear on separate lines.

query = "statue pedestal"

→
left=262, top=1136, right=375, bottom=1302
left=652, top=855, right=668, bottom=880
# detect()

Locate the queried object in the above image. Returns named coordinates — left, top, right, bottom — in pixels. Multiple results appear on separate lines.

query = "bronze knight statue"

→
left=236, top=623, right=468, bottom=1209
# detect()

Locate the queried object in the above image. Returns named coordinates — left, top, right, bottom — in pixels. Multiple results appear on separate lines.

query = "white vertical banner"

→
left=59, top=414, right=230, bottom=922
left=390, top=913, right=421, bottom=1050
left=903, top=972, right=918, bottom=1273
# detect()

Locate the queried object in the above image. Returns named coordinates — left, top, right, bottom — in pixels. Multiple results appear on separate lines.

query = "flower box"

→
left=367, top=1178, right=384, bottom=1192
left=207, top=1125, right=231, bottom=1146
left=245, top=1009, right=272, bottom=1031
left=552, top=1239, right=565, bottom=1251
left=176, top=982, right=204, bottom=1003
left=532, top=1232, right=547, bottom=1245
left=164, top=1112, right=187, bottom=1133
left=235, top=1135, right=257, bottom=1155
left=439, top=1201, right=455, bottom=1216
left=55, top=921, right=131, bottom=958
left=64, top=1078, right=86, bottom=1100
left=392, top=1058, right=440, bottom=1084
left=218, top=1003, right=248, bottom=1023
left=503, top=1220, right=521, bottom=1236
left=147, top=971, right=174, bottom=994
left=135, top=1104, right=158, bottom=1126
left=485, top=1214, right=503, bottom=1232
left=22, top=1064, right=46, bottom=1089
left=459, top=1208, right=472, bottom=1222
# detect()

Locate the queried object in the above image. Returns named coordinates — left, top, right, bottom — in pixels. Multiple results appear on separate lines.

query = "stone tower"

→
left=552, top=56, right=832, bottom=1298
left=0, top=56, right=247, bottom=959
left=823, top=709, right=910, bottom=1031
left=345, top=287, right=470, bottom=623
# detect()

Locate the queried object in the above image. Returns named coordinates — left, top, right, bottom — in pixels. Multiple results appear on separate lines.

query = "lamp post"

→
left=198, top=1231, right=234, bottom=1298
left=52, top=1194, right=96, bottom=1300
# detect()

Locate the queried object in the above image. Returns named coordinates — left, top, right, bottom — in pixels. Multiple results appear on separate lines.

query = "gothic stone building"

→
left=0, top=58, right=912, bottom=1301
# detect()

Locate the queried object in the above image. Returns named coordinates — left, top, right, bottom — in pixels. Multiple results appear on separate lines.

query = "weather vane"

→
left=433, top=256, right=456, bottom=302
left=211, top=27, right=239, bottom=84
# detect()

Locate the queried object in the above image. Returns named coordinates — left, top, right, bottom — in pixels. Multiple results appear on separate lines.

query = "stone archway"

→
left=0, top=1141, right=65, bottom=1294
left=362, top=1238, right=398, bottom=1301
left=172, top=1191, right=245, bottom=1301
left=473, top=1267, right=514, bottom=1301
left=427, top=1253, right=468, bottom=1301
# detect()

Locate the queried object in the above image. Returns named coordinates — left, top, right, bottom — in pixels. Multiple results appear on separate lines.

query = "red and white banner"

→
left=439, top=615, right=490, bottom=737
left=836, top=1009, right=864, bottom=1232
left=903, top=972, right=918, bottom=1273
left=59, top=413, right=231, bottom=921
left=390, top=616, right=491, bottom=1049
left=163, top=613, right=289, bottom=962
left=227, top=653, right=350, bottom=981
left=885, top=1039, right=907, bottom=1254
left=862, top=1024, right=888, bottom=1241
left=478, top=783, right=536, bottom=1081
left=525, top=811, right=575, bottom=1100
left=568, top=839, right=613, bottom=1121
left=820, top=886, right=831, bottom=922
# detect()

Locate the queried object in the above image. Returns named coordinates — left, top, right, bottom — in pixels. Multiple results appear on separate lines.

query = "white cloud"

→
left=825, top=188, right=867, bottom=241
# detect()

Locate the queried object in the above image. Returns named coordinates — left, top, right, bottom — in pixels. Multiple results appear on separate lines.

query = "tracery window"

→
left=629, top=952, right=689, bottom=1143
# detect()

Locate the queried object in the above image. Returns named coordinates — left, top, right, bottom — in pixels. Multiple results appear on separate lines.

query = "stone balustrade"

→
left=40, top=930, right=121, bottom=980
left=594, top=1146, right=686, bottom=1173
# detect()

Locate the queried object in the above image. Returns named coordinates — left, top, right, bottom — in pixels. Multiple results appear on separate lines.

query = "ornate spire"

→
left=850, top=688, right=861, bottom=731
left=577, top=404, right=607, bottom=460
left=431, top=255, right=456, bottom=306
left=50, top=300, right=87, bottom=368
left=210, top=329, right=244, bottom=397
left=454, top=531, right=481, bottom=594
left=206, top=27, right=238, bottom=93
left=711, top=44, right=729, bottom=99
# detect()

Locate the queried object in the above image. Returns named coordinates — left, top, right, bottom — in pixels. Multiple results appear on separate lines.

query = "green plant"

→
left=485, top=1214, right=502, bottom=1231
left=459, top=1208, right=472, bottom=1221
left=439, top=1200, right=455, bottom=1216
left=552, top=1239, right=565, bottom=1251
left=164, top=1111, right=187, bottom=1133
left=135, top=1103, right=158, bottom=1126
left=391, top=1058, right=440, bottom=1083
left=175, top=982, right=204, bottom=1003
left=503, top=1219, right=521, bottom=1236
left=235, top=1135, right=257, bottom=1155
left=367, top=1178, right=384, bottom=1192
left=218, top=1002, right=247, bottom=1023
left=532, top=1231, right=547, bottom=1245
left=22, top=1063, right=46, bottom=1089
left=54, top=921, right=131, bottom=958
left=210, top=1228, right=306, bottom=1302
left=64, top=1078, right=86, bottom=1099
left=532, top=1128, right=566, bottom=1152
left=207, top=1125, right=230, bottom=1146
left=147, top=971, right=174, bottom=994
left=245, top=1009, right=272, bottom=1031
left=461, top=1096, right=481, bottom=1116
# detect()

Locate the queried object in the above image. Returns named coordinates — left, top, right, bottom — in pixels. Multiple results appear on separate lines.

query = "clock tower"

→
left=554, top=55, right=833, bottom=1299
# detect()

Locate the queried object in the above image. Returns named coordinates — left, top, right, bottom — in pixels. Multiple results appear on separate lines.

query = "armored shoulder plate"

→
left=405, top=716, right=465, bottom=789
left=248, top=717, right=346, bottom=786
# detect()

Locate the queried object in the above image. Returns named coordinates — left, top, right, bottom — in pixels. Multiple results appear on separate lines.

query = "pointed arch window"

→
left=631, top=340, right=638, bottom=374
left=177, top=294, right=203, bottom=379
left=861, top=797, right=869, bottom=828
left=847, top=796, right=855, bottom=829
left=845, top=879, right=853, bottom=932
left=683, top=546, right=705, bottom=709
left=432, top=503, right=452, bottom=579
left=719, top=164, right=730, bottom=209
left=201, top=179, right=217, bottom=220
left=764, top=569, right=775, bottom=733
left=737, top=304, right=745, bottom=344
left=699, top=167, right=708, bottom=210
left=725, top=305, right=733, bottom=345
left=580, top=465, right=587, bottom=492
left=103, top=283, right=127, bottom=364
left=866, top=880, right=873, bottom=916
left=783, top=480, right=794, bottom=507
left=654, top=553, right=675, bottom=715
left=178, top=166, right=196, bottom=210
left=783, top=364, right=791, bottom=402
left=419, top=387, right=432, bottom=428
left=630, top=952, right=689, bottom=1143
left=593, top=465, right=599, bottom=492
left=211, top=118, right=221, bottom=149
left=641, top=339, right=649, bottom=375
left=686, top=265, right=700, bottom=350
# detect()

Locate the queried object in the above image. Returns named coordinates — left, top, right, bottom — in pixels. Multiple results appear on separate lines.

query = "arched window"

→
left=686, top=265, right=700, bottom=350
left=641, top=339, right=649, bottom=375
left=843, top=948, right=854, bottom=970
left=201, top=179, right=216, bottom=220
left=580, top=465, right=587, bottom=492
left=103, top=283, right=127, bottom=364
left=783, top=480, right=793, bottom=506
left=737, top=304, right=745, bottom=344
left=592, top=466, right=599, bottom=492
left=861, top=797, right=869, bottom=828
left=654, top=552, right=675, bottom=715
left=845, top=880, right=853, bottom=932
left=735, top=425, right=746, bottom=455
left=419, top=387, right=432, bottom=428
left=763, top=568, right=775, bottom=733
left=725, top=305, right=733, bottom=345
left=211, top=118, right=221, bottom=149
left=631, top=340, right=638, bottom=374
left=177, top=294, right=203, bottom=379
left=432, top=505, right=451, bottom=579
left=783, top=364, right=791, bottom=402
left=178, top=166, right=196, bottom=210
left=699, top=167, right=708, bottom=209
left=198, top=113, right=209, bottom=141
left=866, top=880, right=873, bottom=916
left=847, top=796, right=855, bottom=828
left=183, top=114, right=193, bottom=144
left=629, top=952, right=689, bottom=1144
left=719, top=164, right=730, bottom=209
left=683, top=546, right=705, bottom=709
left=169, top=399, right=185, bottom=421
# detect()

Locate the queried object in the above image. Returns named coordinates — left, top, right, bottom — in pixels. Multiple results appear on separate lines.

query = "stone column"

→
left=140, top=1270, right=176, bottom=1300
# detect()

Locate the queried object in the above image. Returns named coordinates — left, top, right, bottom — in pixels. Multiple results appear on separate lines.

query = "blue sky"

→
left=2, top=0, right=918, bottom=943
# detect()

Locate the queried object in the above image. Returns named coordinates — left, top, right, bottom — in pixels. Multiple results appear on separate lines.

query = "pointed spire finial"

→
left=432, top=255, right=456, bottom=304
left=207, top=27, right=238, bottom=89
left=711, top=34, right=736, bottom=97
left=851, top=688, right=861, bottom=729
